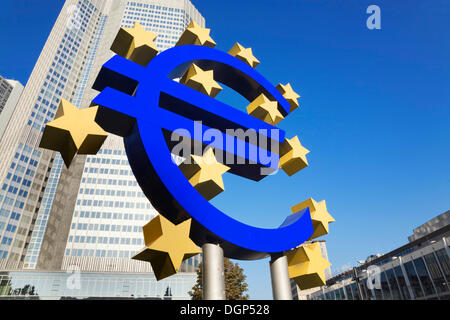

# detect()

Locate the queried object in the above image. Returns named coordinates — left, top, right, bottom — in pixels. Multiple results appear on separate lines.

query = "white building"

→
left=0, top=76, right=24, bottom=140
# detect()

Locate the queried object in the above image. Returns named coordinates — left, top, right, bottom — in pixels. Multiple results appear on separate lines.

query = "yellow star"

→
left=178, top=148, right=230, bottom=200
left=276, top=83, right=301, bottom=113
left=286, top=242, right=331, bottom=290
left=181, top=64, right=223, bottom=98
left=279, top=136, right=310, bottom=176
left=110, top=22, right=158, bottom=66
left=247, top=93, right=284, bottom=125
left=291, top=198, right=335, bottom=240
left=176, top=20, right=216, bottom=47
left=39, top=99, right=107, bottom=168
left=133, top=215, right=201, bottom=281
left=228, top=43, right=260, bottom=68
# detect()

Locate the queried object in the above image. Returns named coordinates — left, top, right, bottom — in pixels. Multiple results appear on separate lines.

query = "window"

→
left=404, top=261, right=424, bottom=298
left=380, top=271, right=392, bottom=299
left=344, top=285, right=353, bottom=300
left=359, top=280, right=372, bottom=300
left=393, top=266, right=410, bottom=299
left=435, top=249, right=450, bottom=281
left=386, top=268, right=402, bottom=299
left=351, top=283, right=361, bottom=300
left=424, top=252, right=449, bottom=294
left=413, top=257, right=436, bottom=296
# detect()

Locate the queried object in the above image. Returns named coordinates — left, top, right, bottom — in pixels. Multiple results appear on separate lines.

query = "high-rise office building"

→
left=0, top=76, right=24, bottom=140
left=0, top=0, right=111, bottom=269
left=0, top=0, right=204, bottom=299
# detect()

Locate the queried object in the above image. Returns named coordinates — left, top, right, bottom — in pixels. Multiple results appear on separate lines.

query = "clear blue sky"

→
left=1, top=1, right=449, bottom=299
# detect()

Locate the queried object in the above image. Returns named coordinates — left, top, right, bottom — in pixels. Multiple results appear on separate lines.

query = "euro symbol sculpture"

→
left=40, top=22, right=334, bottom=288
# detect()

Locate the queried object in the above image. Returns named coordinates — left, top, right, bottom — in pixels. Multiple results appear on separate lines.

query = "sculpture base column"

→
left=202, top=243, right=225, bottom=300
left=270, top=253, right=293, bottom=300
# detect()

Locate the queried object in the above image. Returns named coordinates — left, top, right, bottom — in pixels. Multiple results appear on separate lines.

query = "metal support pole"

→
left=270, top=253, right=293, bottom=300
left=202, top=243, right=225, bottom=300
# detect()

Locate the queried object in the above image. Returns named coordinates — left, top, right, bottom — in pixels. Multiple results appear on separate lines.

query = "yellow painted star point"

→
left=286, top=242, right=331, bottom=290
left=277, top=83, right=300, bottom=113
left=133, top=215, right=201, bottom=281
left=279, top=136, right=309, bottom=176
left=176, top=20, right=216, bottom=47
left=111, top=22, right=158, bottom=66
left=291, top=199, right=335, bottom=240
left=181, top=64, right=223, bottom=98
left=178, top=148, right=230, bottom=200
left=228, top=43, right=260, bottom=68
left=247, top=93, right=284, bottom=125
left=39, top=99, right=107, bottom=168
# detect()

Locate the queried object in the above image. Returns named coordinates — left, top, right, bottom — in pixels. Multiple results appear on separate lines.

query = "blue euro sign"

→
left=92, top=45, right=313, bottom=260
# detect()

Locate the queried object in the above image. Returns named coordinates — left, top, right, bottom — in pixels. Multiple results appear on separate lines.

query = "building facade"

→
left=309, top=211, right=450, bottom=300
left=0, top=270, right=195, bottom=300
left=0, top=0, right=204, bottom=299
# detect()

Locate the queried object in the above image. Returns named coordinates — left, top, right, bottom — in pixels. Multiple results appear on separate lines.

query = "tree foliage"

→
left=189, top=258, right=249, bottom=300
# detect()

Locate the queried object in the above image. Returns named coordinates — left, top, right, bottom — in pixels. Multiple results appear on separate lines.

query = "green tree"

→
left=189, top=258, right=249, bottom=300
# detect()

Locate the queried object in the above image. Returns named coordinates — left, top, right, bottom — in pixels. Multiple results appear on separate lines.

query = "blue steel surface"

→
left=92, top=45, right=313, bottom=259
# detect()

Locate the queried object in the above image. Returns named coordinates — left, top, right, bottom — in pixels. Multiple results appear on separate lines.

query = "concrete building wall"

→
left=409, top=210, right=450, bottom=243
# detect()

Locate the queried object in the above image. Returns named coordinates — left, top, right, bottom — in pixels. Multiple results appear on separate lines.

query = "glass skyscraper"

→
left=0, top=0, right=204, bottom=299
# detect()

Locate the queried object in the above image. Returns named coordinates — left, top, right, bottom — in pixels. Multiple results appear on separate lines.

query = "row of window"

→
left=312, top=248, right=450, bottom=300
left=71, top=223, right=143, bottom=233
left=68, top=235, right=143, bottom=245
left=79, top=188, right=145, bottom=198
left=0, top=271, right=196, bottom=298
left=80, top=177, right=139, bottom=187
left=84, top=167, right=132, bottom=176
left=74, top=211, right=151, bottom=221
left=66, top=248, right=136, bottom=258
left=87, top=157, right=127, bottom=165
left=76, top=199, right=151, bottom=209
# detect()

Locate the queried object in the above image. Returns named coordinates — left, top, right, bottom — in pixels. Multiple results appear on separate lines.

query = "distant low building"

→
left=309, top=210, right=450, bottom=300
left=0, top=76, right=23, bottom=140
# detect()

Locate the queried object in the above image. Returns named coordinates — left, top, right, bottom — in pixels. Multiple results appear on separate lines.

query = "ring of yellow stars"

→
left=276, top=83, right=300, bottom=113
left=291, top=198, right=335, bottom=240
left=110, top=22, right=158, bottom=67
left=278, top=136, right=310, bottom=176
left=132, top=215, right=201, bottom=281
left=181, top=64, right=223, bottom=98
left=285, top=242, right=331, bottom=290
left=228, top=42, right=260, bottom=68
left=178, top=148, right=230, bottom=201
left=39, top=99, right=107, bottom=168
left=247, top=93, right=284, bottom=125
left=176, top=20, right=216, bottom=47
